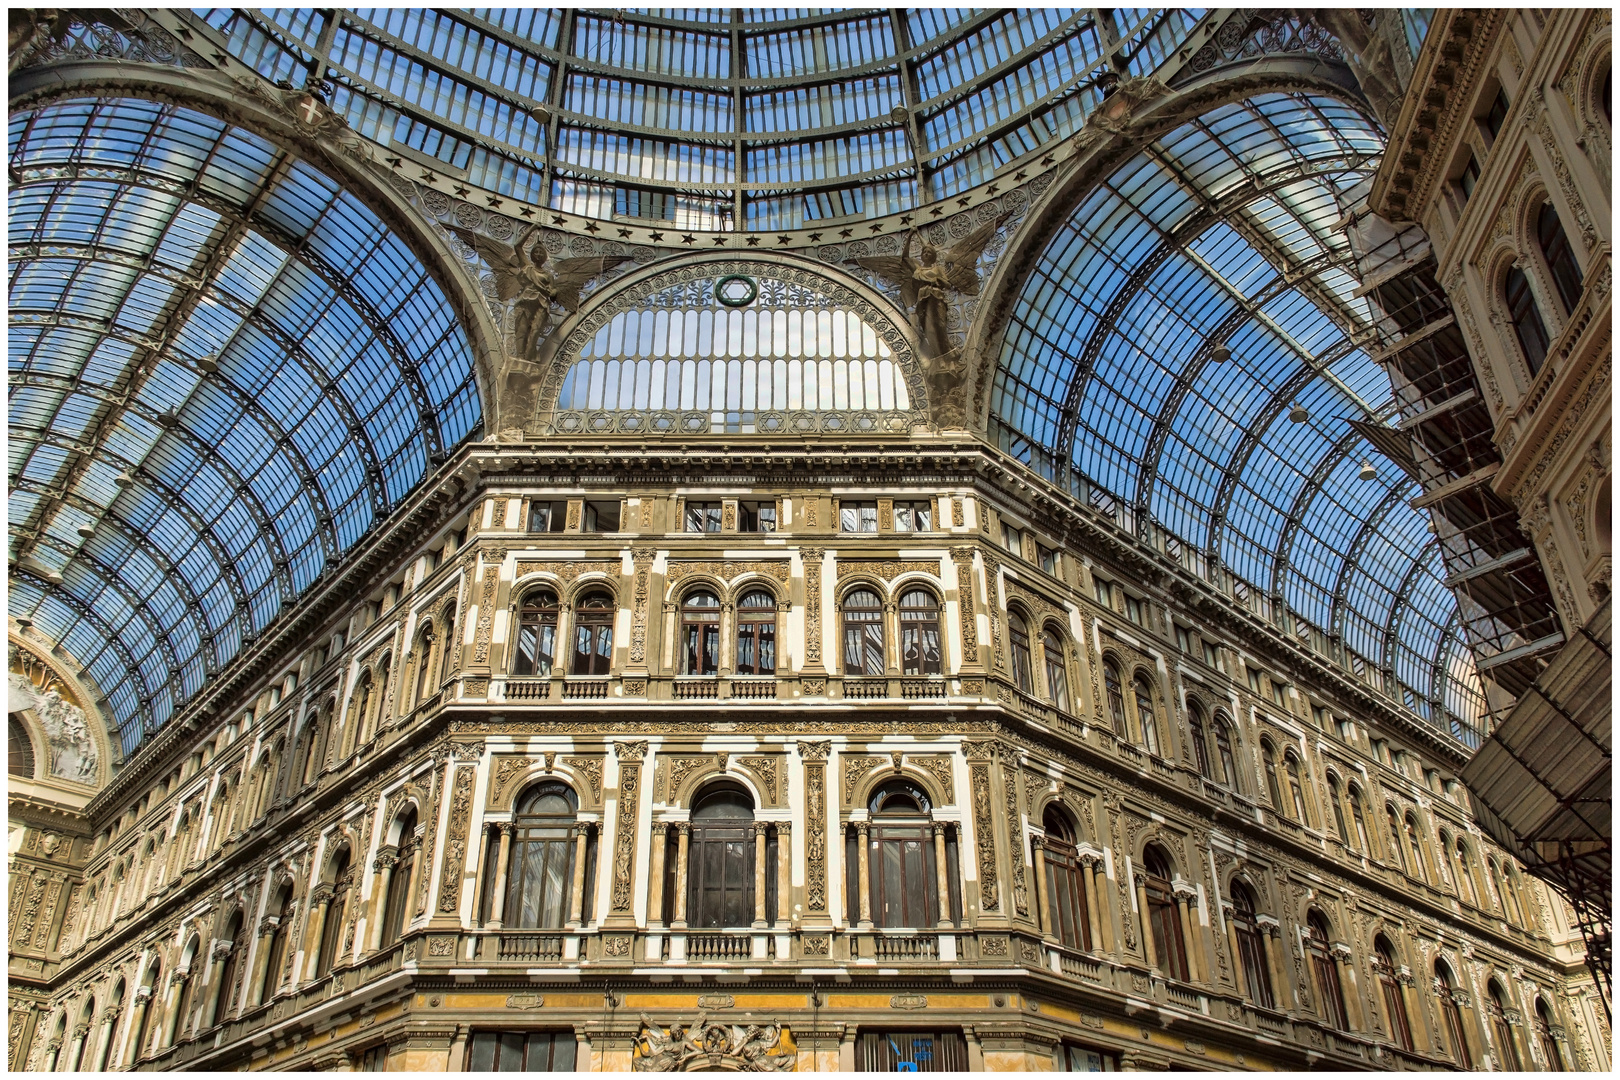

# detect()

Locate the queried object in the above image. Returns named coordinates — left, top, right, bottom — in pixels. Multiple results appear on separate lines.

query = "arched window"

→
left=1008, top=612, right=1033, bottom=693
left=259, top=885, right=293, bottom=1005
left=97, top=980, right=126, bottom=1069
left=1102, top=660, right=1127, bottom=737
left=1505, top=265, right=1551, bottom=374
left=316, top=847, right=351, bottom=977
left=1133, top=676, right=1160, bottom=755
left=1348, top=785, right=1371, bottom=853
left=1487, top=981, right=1523, bottom=1070
left=688, top=783, right=755, bottom=928
left=1455, top=839, right=1479, bottom=906
left=414, top=622, right=437, bottom=703
left=299, top=713, right=323, bottom=786
left=508, top=784, right=578, bottom=929
left=8, top=717, right=35, bottom=777
left=513, top=590, right=559, bottom=676
left=1214, top=716, right=1238, bottom=789
left=1437, top=961, right=1473, bottom=1068
left=1141, top=847, right=1187, bottom=981
left=373, top=655, right=391, bottom=730
left=1262, top=740, right=1284, bottom=811
left=1041, top=627, right=1069, bottom=710
left=439, top=604, right=459, bottom=682
left=898, top=588, right=942, bottom=676
left=1230, top=882, right=1273, bottom=1009
left=1490, top=859, right=1525, bottom=924
left=213, top=909, right=245, bottom=1027
left=1404, top=813, right=1428, bottom=882
left=735, top=590, right=778, bottom=675
left=1386, top=806, right=1407, bottom=872
left=1306, top=911, right=1347, bottom=1030
left=1284, top=752, right=1310, bottom=824
left=1535, top=999, right=1565, bottom=1071
left=350, top=673, right=373, bottom=751
left=571, top=591, right=615, bottom=675
left=380, top=808, right=419, bottom=945
left=679, top=590, right=722, bottom=675
left=841, top=588, right=885, bottom=676
left=174, top=937, right=200, bottom=1041
left=1374, top=935, right=1413, bottom=1051
left=1327, top=775, right=1350, bottom=846
left=868, top=780, right=941, bottom=928
left=1537, top=202, right=1584, bottom=313
left=71, top=999, right=96, bottom=1067
left=1040, top=806, right=1088, bottom=951
left=1187, top=703, right=1211, bottom=779
left=132, top=961, right=161, bottom=1061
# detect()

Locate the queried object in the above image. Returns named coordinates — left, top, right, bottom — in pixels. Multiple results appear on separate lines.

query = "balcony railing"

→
left=687, top=933, right=753, bottom=961
left=843, top=678, right=888, bottom=699
left=872, top=932, right=938, bottom=961
left=673, top=679, right=719, bottom=700
left=507, top=678, right=550, bottom=700
left=498, top=933, right=564, bottom=962
left=563, top=679, right=608, bottom=700
left=732, top=679, right=777, bottom=699
left=901, top=679, right=947, bottom=699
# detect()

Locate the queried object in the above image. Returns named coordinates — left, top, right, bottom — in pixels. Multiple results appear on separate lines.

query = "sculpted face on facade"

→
left=6, top=7, right=1608, bottom=1076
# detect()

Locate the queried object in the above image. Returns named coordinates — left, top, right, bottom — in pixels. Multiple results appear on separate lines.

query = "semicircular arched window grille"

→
left=554, top=273, right=918, bottom=435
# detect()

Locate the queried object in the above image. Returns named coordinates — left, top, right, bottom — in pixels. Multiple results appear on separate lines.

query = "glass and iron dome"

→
left=8, top=96, right=481, bottom=751
left=196, top=7, right=1204, bottom=229
left=993, top=92, right=1484, bottom=745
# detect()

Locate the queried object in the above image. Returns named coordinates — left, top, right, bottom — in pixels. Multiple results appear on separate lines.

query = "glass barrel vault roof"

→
left=8, top=97, right=480, bottom=752
left=992, top=92, right=1482, bottom=743
left=196, top=7, right=1205, bottom=229
left=7, top=9, right=1478, bottom=756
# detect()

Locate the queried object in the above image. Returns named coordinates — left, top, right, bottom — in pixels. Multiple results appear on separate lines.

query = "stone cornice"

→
left=1369, top=10, right=1505, bottom=222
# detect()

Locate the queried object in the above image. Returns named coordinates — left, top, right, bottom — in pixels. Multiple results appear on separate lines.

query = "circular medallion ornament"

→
left=714, top=274, right=758, bottom=307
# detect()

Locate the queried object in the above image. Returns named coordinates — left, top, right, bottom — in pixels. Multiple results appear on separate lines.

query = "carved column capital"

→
left=71, top=1022, right=91, bottom=1040
left=99, top=1005, right=122, bottom=1024
left=496, top=822, right=516, bottom=838
left=855, top=822, right=870, bottom=838
left=372, top=849, right=400, bottom=872
left=775, top=822, right=791, bottom=838
left=311, top=883, right=337, bottom=906
left=211, top=940, right=234, bottom=963
left=1030, top=833, right=1046, bottom=851
left=258, top=916, right=281, bottom=938
left=132, top=986, right=153, bottom=1005
left=753, top=821, right=769, bottom=839
left=675, top=822, right=691, bottom=837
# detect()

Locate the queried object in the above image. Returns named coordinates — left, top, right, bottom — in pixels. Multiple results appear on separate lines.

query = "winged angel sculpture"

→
left=854, top=216, right=1008, bottom=427
left=450, top=225, right=628, bottom=361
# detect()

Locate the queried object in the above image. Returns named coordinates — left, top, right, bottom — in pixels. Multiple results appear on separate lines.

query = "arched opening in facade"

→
left=1038, top=804, right=1089, bottom=951
left=1229, top=881, right=1273, bottom=1009
left=1373, top=934, right=1412, bottom=1051
left=513, top=589, right=560, bottom=677
left=898, top=588, right=942, bottom=676
left=505, top=782, right=580, bottom=930
left=380, top=807, right=420, bottom=946
left=687, top=781, right=757, bottom=929
left=1437, top=960, right=1473, bottom=1068
left=1139, top=846, right=1187, bottom=981
left=840, top=587, right=886, bottom=677
left=1305, top=910, right=1347, bottom=1030
left=863, top=779, right=951, bottom=930
left=570, top=591, right=615, bottom=676
left=679, top=589, right=722, bottom=676
left=734, top=589, right=778, bottom=676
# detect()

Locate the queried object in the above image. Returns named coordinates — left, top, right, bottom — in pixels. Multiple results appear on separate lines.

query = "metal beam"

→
left=1327, top=481, right=1413, bottom=643
left=1268, top=428, right=1363, bottom=603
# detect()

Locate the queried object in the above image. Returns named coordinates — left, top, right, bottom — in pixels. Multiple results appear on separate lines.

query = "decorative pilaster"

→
left=608, top=741, right=647, bottom=922
left=799, top=741, right=830, bottom=919
left=801, top=549, right=825, bottom=671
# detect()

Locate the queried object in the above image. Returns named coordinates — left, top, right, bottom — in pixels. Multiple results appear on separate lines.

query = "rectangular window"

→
left=1311, top=705, right=1327, bottom=728
left=1125, top=596, right=1145, bottom=627
left=1092, top=578, right=1113, bottom=608
left=740, top=501, right=777, bottom=532
left=1482, top=87, right=1510, bottom=141
left=529, top=501, right=567, bottom=534
left=1247, top=668, right=1263, bottom=695
left=582, top=500, right=620, bottom=533
left=894, top=500, right=932, bottom=532
left=1175, top=625, right=1192, bottom=654
left=1037, top=544, right=1057, bottom=575
left=358, top=1046, right=388, bottom=1072
left=1001, top=522, right=1022, bottom=555
left=685, top=502, right=722, bottom=533
left=1057, top=1043, right=1116, bottom=1071
left=1271, top=681, right=1287, bottom=707
left=1337, top=718, right=1354, bottom=743
left=859, top=1030, right=967, bottom=1072
left=840, top=501, right=878, bottom=532
left=1202, top=641, right=1219, bottom=669
left=1457, top=153, right=1480, bottom=201
left=467, top=1031, right=577, bottom=1072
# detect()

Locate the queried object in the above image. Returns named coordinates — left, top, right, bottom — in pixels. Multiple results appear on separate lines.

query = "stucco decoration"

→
left=8, top=645, right=97, bottom=784
left=634, top=1013, right=792, bottom=1072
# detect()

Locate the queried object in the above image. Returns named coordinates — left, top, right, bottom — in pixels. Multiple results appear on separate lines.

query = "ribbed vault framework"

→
left=7, top=97, right=482, bottom=751
left=992, top=92, right=1484, bottom=743
left=197, top=7, right=1204, bottom=229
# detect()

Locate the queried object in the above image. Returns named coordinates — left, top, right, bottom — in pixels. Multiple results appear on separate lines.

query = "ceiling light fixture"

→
left=1288, top=403, right=1309, bottom=423
left=1212, top=344, right=1231, bottom=363
left=1358, top=461, right=1377, bottom=481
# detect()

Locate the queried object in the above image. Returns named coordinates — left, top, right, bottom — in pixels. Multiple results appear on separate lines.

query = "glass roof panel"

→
left=995, top=92, right=1478, bottom=744
left=198, top=8, right=1163, bottom=229
left=9, top=97, right=480, bottom=751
